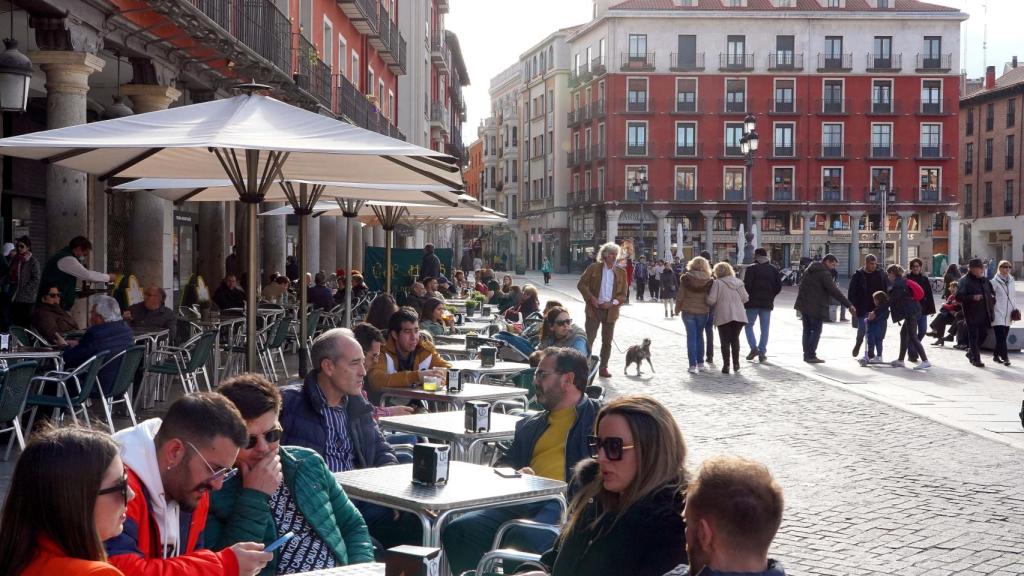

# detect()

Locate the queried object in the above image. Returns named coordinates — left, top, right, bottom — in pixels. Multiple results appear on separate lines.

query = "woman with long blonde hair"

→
left=522, top=395, right=689, bottom=576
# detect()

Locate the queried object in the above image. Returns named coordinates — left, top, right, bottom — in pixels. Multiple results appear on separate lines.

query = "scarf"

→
left=7, top=251, right=30, bottom=285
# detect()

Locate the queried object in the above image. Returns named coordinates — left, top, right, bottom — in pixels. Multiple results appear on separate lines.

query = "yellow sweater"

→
left=529, top=406, right=577, bottom=481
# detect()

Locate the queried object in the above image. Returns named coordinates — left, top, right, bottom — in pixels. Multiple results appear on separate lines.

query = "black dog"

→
left=624, top=338, right=654, bottom=376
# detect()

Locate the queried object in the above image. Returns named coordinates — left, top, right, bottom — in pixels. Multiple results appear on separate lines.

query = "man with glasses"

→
left=106, top=392, right=274, bottom=576
left=441, top=347, right=600, bottom=575
left=124, top=285, right=178, bottom=342
left=31, top=283, right=80, bottom=345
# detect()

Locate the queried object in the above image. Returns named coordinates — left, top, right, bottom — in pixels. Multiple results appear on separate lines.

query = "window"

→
left=725, top=79, right=746, bottom=113
left=677, top=34, right=697, bottom=69
left=351, top=52, right=360, bottom=89
left=773, top=167, right=794, bottom=200
left=822, top=123, right=844, bottom=157
left=599, top=38, right=606, bottom=65
left=573, top=54, right=581, bottom=75
left=774, top=123, right=794, bottom=156
left=985, top=138, right=993, bottom=171
left=366, top=67, right=375, bottom=96
left=1007, top=135, right=1015, bottom=169
left=625, top=166, right=647, bottom=198
left=626, top=122, right=647, bottom=156
left=922, top=36, right=942, bottom=68
left=725, top=122, right=744, bottom=156
left=1006, top=180, right=1015, bottom=213
left=726, top=35, right=746, bottom=68
left=919, top=168, right=940, bottom=201
left=822, top=168, right=842, bottom=200
left=323, top=18, right=333, bottom=71
left=966, top=108, right=974, bottom=135
left=675, top=167, right=697, bottom=200
left=774, top=79, right=794, bottom=112
left=965, top=142, right=973, bottom=174
left=299, top=0, right=311, bottom=39
left=984, top=182, right=993, bottom=216
left=586, top=47, right=593, bottom=72
left=871, top=123, right=892, bottom=157
left=824, top=36, right=844, bottom=68
left=627, top=78, right=648, bottom=112
left=774, top=35, right=795, bottom=68
left=338, top=37, right=347, bottom=82
left=872, top=36, right=892, bottom=68
left=675, top=122, right=697, bottom=156
left=871, top=80, right=892, bottom=114
left=1008, top=98, right=1016, bottom=128
left=871, top=168, right=892, bottom=201
left=964, top=184, right=973, bottom=217
left=986, top=103, right=994, bottom=131
left=598, top=167, right=605, bottom=199
left=628, top=34, right=647, bottom=58
left=724, top=167, right=745, bottom=200
left=920, top=124, right=941, bottom=158
left=676, top=78, right=697, bottom=112
left=823, top=80, right=844, bottom=113
left=920, top=80, right=942, bottom=113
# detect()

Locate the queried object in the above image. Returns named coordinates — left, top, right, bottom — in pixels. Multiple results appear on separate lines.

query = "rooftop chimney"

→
left=1014, top=56, right=1019, bottom=69
left=985, top=65, right=996, bottom=90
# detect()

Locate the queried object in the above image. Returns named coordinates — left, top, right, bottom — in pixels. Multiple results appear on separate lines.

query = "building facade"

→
left=564, top=0, right=966, bottom=274
left=960, top=63, right=1024, bottom=269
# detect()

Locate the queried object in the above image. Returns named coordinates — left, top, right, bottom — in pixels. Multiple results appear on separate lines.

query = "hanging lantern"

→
left=0, top=37, right=32, bottom=113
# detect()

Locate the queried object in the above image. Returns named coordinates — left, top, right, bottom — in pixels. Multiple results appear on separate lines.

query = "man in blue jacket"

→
left=441, top=347, right=600, bottom=575
left=62, top=295, right=134, bottom=395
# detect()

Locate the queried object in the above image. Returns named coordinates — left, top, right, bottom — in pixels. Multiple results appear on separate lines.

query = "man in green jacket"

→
left=208, top=373, right=375, bottom=574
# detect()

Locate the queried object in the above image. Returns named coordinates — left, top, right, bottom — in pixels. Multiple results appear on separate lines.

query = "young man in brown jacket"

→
left=577, top=242, right=629, bottom=377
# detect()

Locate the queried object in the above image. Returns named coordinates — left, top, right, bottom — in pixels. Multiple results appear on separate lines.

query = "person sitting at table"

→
left=496, top=284, right=520, bottom=313
left=537, top=307, right=588, bottom=356
left=352, top=322, right=417, bottom=458
left=260, top=273, right=288, bottom=304
left=31, top=283, right=80, bottom=345
left=208, top=373, right=375, bottom=575
left=63, top=296, right=134, bottom=396
left=105, top=393, right=273, bottom=576
left=504, top=284, right=540, bottom=322
left=518, top=395, right=689, bottom=576
left=419, top=297, right=453, bottom=338
left=213, top=274, right=246, bottom=311
left=279, top=328, right=420, bottom=552
left=404, top=281, right=428, bottom=313
left=441, top=347, right=600, bottom=575
left=308, top=271, right=336, bottom=311
left=124, top=286, right=177, bottom=343
left=421, top=276, right=446, bottom=301
left=364, top=293, right=399, bottom=332
left=0, top=426, right=133, bottom=576
left=367, top=308, right=450, bottom=395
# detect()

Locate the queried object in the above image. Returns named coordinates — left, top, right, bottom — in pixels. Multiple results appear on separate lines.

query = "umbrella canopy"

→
left=259, top=198, right=489, bottom=219
left=113, top=179, right=465, bottom=206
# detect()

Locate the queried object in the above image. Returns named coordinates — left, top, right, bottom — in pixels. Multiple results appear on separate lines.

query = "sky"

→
left=447, top=0, right=1024, bottom=146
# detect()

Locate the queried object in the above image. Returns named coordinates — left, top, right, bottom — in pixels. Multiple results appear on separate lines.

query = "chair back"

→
left=9, top=325, right=44, bottom=347
left=510, top=368, right=540, bottom=409
left=305, top=310, right=322, bottom=340
left=265, top=317, right=291, bottom=349
left=72, top=351, right=111, bottom=403
left=185, top=331, right=218, bottom=371
left=0, top=361, right=39, bottom=423
left=103, top=345, right=147, bottom=399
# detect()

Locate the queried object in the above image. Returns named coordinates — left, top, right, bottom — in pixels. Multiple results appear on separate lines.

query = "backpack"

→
left=907, top=278, right=925, bottom=301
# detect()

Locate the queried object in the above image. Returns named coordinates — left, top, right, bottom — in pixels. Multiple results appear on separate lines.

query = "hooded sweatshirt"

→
left=675, top=271, right=714, bottom=315
left=707, top=275, right=750, bottom=326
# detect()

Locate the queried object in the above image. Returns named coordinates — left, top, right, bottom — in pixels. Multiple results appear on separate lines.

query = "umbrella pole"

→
left=298, top=202, right=309, bottom=378
left=246, top=202, right=259, bottom=372
left=385, top=228, right=393, bottom=293
left=345, top=217, right=354, bottom=328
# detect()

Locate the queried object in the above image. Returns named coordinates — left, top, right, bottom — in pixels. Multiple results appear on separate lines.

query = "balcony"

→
left=915, top=99, right=954, bottom=115
left=817, top=53, right=853, bottom=72
left=567, top=109, right=581, bottom=127
left=723, top=187, right=746, bottom=201
left=916, top=53, right=953, bottom=72
left=625, top=144, right=649, bottom=157
left=915, top=186, right=948, bottom=202
left=431, top=31, right=451, bottom=75
left=817, top=143, right=850, bottom=159
left=590, top=57, right=607, bottom=77
left=379, top=7, right=407, bottom=74
left=567, top=149, right=582, bottom=168
left=592, top=99, right=606, bottom=119
left=768, top=52, right=803, bottom=71
left=621, top=52, right=656, bottom=71
left=817, top=98, right=849, bottom=115
left=336, top=75, right=404, bottom=140
left=591, top=143, right=606, bottom=161
left=673, top=142, right=703, bottom=158
left=866, top=99, right=899, bottom=116
left=670, top=52, right=705, bottom=71
left=819, top=186, right=849, bottom=201
left=369, top=3, right=391, bottom=54
left=569, top=68, right=593, bottom=88
left=768, top=99, right=797, bottom=115
left=767, top=185, right=795, bottom=201
left=623, top=97, right=653, bottom=114
left=866, top=142, right=900, bottom=159
left=429, top=101, right=450, bottom=135
left=294, top=35, right=332, bottom=109
left=338, top=0, right=377, bottom=35
left=675, top=186, right=699, bottom=201
left=722, top=142, right=743, bottom=158
left=580, top=105, right=593, bottom=122
left=437, top=0, right=449, bottom=13
left=719, top=53, right=754, bottom=71
left=673, top=95, right=699, bottom=114
left=915, top=142, right=951, bottom=159
left=770, top=143, right=800, bottom=158
left=720, top=98, right=747, bottom=114
left=984, top=202, right=993, bottom=216
left=867, top=53, right=902, bottom=72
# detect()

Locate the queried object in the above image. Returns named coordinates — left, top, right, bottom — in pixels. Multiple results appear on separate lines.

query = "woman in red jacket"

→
left=0, top=426, right=134, bottom=575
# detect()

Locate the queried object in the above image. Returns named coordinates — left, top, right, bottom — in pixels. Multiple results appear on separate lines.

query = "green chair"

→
left=25, top=351, right=109, bottom=430
left=96, top=345, right=147, bottom=433
left=147, top=331, right=217, bottom=395
left=262, top=316, right=293, bottom=381
left=490, top=368, right=538, bottom=414
left=0, top=361, right=39, bottom=460
left=9, top=325, right=49, bottom=347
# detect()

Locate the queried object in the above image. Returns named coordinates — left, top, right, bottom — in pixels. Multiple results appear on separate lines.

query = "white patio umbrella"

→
left=0, top=85, right=462, bottom=370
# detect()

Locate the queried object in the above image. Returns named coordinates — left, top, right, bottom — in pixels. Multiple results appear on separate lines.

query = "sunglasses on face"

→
left=246, top=426, right=284, bottom=449
left=98, top=471, right=130, bottom=502
left=554, top=318, right=573, bottom=327
left=45, top=292, right=60, bottom=298
left=186, top=441, right=237, bottom=485
left=587, top=435, right=635, bottom=461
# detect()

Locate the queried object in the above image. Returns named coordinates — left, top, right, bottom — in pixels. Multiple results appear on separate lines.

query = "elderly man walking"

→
left=577, top=242, right=628, bottom=378
left=794, top=254, right=856, bottom=364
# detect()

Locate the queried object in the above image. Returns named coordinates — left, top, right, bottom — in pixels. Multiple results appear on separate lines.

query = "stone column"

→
left=701, top=210, right=717, bottom=257
left=304, top=218, right=320, bottom=277
left=898, top=211, right=913, bottom=266
left=848, top=211, right=865, bottom=275
left=946, top=211, right=960, bottom=267
left=372, top=225, right=385, bottom=247
left=120, top=84, right=181, bottom=114
left=30, top=51, right=104, bottom=257
left=198, top=202, right=226, bottom=285
left=336, top=217, right=349, bottom=271
left=801, top=211, right=814, bottom=258
left=414, top=229, right=425, bottom=248
left=605, top=209, right=622, bottom=245
left=319, top=215, right=337, bottom=273
left=261, top=202, right=286, bottom=282
left=652, top=210, right=669, bottom=260
left=361, top=225, right=373, bottom=271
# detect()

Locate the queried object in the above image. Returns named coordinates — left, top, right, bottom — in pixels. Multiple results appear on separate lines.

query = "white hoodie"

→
left=114, top=418, right=183, bottom=558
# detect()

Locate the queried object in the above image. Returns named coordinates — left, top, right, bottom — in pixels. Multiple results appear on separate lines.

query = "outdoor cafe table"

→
left=333, top=461, right=567, bottom=551
left=292, top=564, right=385, bottom=576
left=378, top=411, right=522, bottom=462
left=0, top=348, right=63, bottom=370
left=434, top=344, right=475, bottom=360
left=196, top=315, right=246, bottom=385
left=452, top=321, right=491, bottom=334
left=434, top=333, right=466, bottom=345
left=445, top=359, right=530, bottom=382
left=379, top=382, right=528, bottom=411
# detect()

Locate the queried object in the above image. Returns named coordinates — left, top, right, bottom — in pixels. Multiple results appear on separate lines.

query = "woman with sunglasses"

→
left=521, top=395, right=689, bottom=576
left=0, top=426, right=134, bottom=575
left=990, top=260, right=1018, bottom=366
left=208, top=373, right=375, bottom=575
left=8, top=236, right=41, bottom=328
left=537, top=306, right=588, bottom=356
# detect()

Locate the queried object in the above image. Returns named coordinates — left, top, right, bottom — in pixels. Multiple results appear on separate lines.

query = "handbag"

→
left=1012, top=309, right=1021, bottom=322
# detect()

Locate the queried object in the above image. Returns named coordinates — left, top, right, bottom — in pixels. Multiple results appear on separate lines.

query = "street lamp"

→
left=869, top=184, right=896, bottom=265
left=0, top=10, right=32, bottom=113
left=631, top=171, right=649, bottom=259
left=739, top=113, right=759, bottom=265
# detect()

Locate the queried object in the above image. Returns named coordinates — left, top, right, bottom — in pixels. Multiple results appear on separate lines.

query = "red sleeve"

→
left=108, top=548, right=238, bottom=576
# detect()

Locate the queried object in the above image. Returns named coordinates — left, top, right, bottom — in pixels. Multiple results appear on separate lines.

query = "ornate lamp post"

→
left=631, top=170, right=649, bottom=258
left=0, top=10, right=32, bottom=113
left=739, top=113, right=759, bottom=265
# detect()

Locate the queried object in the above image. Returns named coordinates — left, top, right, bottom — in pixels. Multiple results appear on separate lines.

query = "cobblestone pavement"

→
left=529, top=272, right=1024, bottom=576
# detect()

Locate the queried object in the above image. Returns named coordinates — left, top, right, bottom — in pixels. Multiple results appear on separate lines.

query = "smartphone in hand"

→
left=264, top=531, right=295, bottom=553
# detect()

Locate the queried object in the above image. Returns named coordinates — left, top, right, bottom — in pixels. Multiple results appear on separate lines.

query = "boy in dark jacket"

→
left=846, top=254, right=887, bottom=358
left=955, top=259, right=996, bottom=367
left=742, top=248, right=782, bottom=362
left=859, top=291, right=889, bottom=366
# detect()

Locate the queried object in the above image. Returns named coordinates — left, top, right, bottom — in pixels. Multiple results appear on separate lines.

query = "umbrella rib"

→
left=256, top=151, right=290, bottom=198
left=42, top=148, right=98, bottom=164
left=381, top=156, right=465, bottom=189
left=409, top=155, right=460, bottom=173
left=420, top=190, right=459, bottom=207
left=212, top=148, right=245, bottom=192
left=173, top=187, right=210, bottom=205
left=336, top=197, right=365, bottom=217
left=97, top=148, right=164, bottom=181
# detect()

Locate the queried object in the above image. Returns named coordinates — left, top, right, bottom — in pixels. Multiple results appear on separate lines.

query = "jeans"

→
left=636, top=279, right=647, bottom=300
left=898, top=315, right=928, bottom=362
left=854, top=315, right=868, bottom=348
left=355, top=500, right=423, bottom=554
left=682, top=313, right=709, bottom=367
left=744, top=308, right=772, bottom=354
left=441, top=500, right=563, bottom=575
left=704, top=310, right=716, bottom=362
left=993, top=325, right=1010, bottom=360
left=801, top=316, right=824, bottom=360
left=908, top=314, right=929, bottom=361
left=865, top=319, right=887, bottom=358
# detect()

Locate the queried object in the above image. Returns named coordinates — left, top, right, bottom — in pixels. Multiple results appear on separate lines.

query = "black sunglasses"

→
left=587, top=435, right=635, bottom=461
left=554, top=318, right=573, bottom=327
left=98, top=472, right=129, bottom=502
left=247, top=426, right=284, bottom=449
left=45, top=292, right=60, bottom=298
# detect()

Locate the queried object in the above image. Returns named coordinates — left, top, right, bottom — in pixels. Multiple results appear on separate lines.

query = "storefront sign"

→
left=363, top=247, right=454, bottom=291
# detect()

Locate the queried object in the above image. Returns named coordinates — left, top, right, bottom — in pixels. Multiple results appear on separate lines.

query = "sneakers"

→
left=890, top=360, right=905, bottom=368
left=804, top=357, right=825, bottom=364
left=697, top=363, right=707, bottom=372
left=868, top=356, right=886, bottom=364
left=858, top=357, right=869, bottom=367
left=913, top=361, right=932, bottom=370
left=688, top=366, right=698, bottom=374
left=852, top=341, right=861, bottom=357
left=746, top=350, right=758, bottom=361
left=758, top=353, right=767, bottom=363
left=931, top=339, right=945, bottom=346
left=705, top=359, right=716, bottom=368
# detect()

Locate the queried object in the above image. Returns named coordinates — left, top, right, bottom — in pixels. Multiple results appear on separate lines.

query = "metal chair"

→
left=262, top=316, right=294, bottom=381
left=25, top=351, right=109, bottom=430
left=9, top=325, right=49, bottom=347
left=147, top=331, right=217, bottom=395
left=96, top=345, right=146, bottom=433
left=465, top=519, right=561, bottom=576
left=0, top=361, right=39, bottom=460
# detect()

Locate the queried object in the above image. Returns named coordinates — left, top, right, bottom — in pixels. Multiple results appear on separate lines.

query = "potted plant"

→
left=464, top=299, right=478, bottom=316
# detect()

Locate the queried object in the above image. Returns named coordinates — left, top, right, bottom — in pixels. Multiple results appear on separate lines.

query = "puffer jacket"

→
left=742, top=257, right=781, bottom=310
left=957, top=273, right=995, bottom=326
left=538, top=324, right=589, bottom=356
left=794, top=262, right=852, bottom=320
left=707, top=275, right=750, bottom=326
left=207, top=446, right=375, bottom=575
left=674, top=271, right=713, bottom=315
left=366, top=338, right=450, bottom=392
